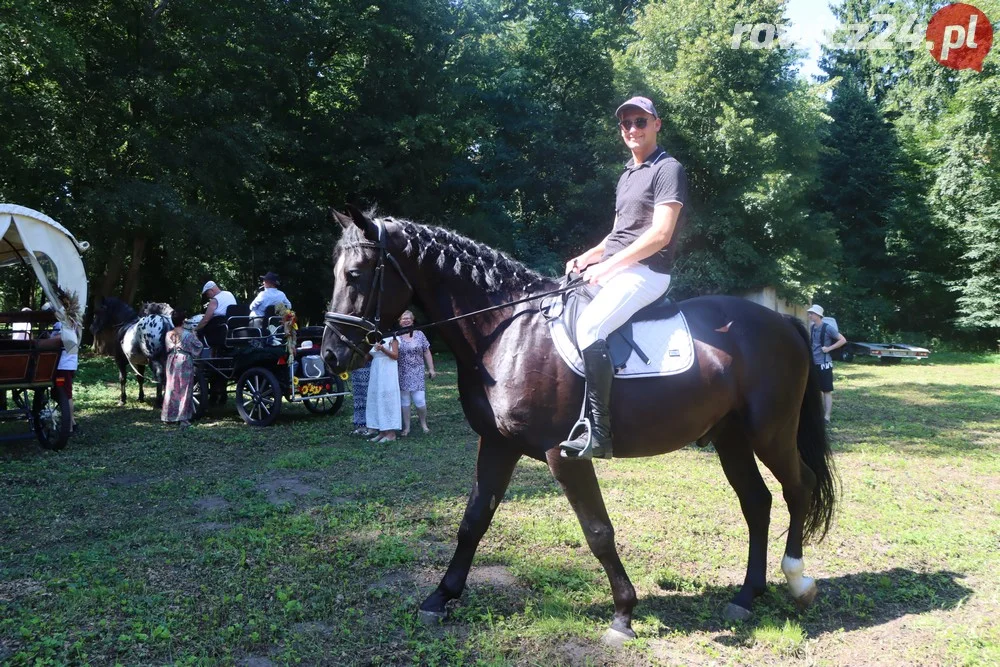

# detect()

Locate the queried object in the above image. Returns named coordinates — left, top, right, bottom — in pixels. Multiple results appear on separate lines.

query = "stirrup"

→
left=559, top=417, right=611, bottom=460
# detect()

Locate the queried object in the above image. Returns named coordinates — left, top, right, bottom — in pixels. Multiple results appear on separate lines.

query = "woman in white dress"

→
left=365, top=336, right=401, bottom=442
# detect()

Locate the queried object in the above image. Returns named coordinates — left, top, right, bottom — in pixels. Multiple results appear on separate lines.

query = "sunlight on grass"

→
left=1, top=353, right=998, bottom=665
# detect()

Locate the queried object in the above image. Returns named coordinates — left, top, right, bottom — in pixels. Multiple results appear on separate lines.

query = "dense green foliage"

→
left=1, top=0, right=997, bottom=343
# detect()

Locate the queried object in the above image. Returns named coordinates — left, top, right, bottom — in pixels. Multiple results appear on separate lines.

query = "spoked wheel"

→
left=32, top=386, right=71, bottom=450
left=236, top=367, right=282, bottom=426
left=303, top=376, right=347, bottom=416
left=191, top=368, right=209, bottom=420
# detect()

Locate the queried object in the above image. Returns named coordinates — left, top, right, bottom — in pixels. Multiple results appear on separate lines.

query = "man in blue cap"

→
left=560, top=96, right=688, bottom=460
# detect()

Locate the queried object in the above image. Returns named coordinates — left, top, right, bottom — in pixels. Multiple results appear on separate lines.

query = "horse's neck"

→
left=413, top=269, right=552, bottom=365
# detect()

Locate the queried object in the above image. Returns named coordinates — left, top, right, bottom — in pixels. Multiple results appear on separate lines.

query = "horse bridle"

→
left=323, top=219, right=414, bottom=358
left=323, top=218, right=585, bottom=361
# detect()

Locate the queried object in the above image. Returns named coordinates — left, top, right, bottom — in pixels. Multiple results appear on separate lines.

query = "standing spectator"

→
left=365, top=336, right=401, bottom=442
left=162, top=309, right=204, bottom=427
left=47, top=310, right=81, bottom=434
left=396, top=311, right=436, bottom=436
left=350, top=358, right=375, bottom=436
left=806, top=305, right=847, bottom=424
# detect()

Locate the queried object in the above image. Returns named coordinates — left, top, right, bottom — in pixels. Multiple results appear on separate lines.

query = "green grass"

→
left=1, top=352, right=998, bottom=665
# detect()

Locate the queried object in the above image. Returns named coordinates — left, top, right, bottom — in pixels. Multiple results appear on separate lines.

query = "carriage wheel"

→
left=236, top=367, right=282, bottom=427
left=191, top=368, right=209, bottom=420
left=33, top=386, right=71, bottom=450
left=303, top=376, right=346, bottom=416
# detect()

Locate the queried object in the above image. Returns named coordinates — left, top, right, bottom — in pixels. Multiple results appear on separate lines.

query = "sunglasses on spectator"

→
left=619, top=117, right=652, bottom=130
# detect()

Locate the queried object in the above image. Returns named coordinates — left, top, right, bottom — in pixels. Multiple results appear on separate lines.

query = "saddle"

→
left=543, top=274, right=679, bottom=370
left=541, top=274, right=695, bottom=379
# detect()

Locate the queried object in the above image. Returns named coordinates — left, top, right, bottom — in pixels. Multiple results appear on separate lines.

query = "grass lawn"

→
left=1, top=352, right=998, bottom=665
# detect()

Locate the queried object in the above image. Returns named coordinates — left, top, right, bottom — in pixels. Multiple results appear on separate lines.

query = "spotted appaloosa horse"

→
left=90, top=298, right=172, bottom=406
left=321, top=207, right=837, bottom=642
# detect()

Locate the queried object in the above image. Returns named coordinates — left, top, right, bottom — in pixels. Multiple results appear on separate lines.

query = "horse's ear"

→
left=329, top=208, right=352, bottom=229
left=346, top=204, right=379, bottom=242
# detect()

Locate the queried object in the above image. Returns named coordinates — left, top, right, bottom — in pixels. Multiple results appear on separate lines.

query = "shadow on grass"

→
left=833, top=381, right=1000, bottom=455
left=577, top=567, right=973, bottom=639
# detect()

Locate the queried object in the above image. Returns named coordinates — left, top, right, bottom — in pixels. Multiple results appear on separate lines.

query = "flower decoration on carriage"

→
left=55, top=285, right=82, bottom=330
left=275, top=302, right=297, bottom=357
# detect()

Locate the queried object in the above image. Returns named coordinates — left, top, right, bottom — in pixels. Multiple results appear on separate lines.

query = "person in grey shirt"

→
left=806, top=304, right=847, bottom=423
left=560, top=96, right=688, bottom=460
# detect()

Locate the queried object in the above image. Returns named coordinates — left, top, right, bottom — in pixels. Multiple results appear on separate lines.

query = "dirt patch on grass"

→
left=257, top=473, right=321, bottom=505
left=467, top=564, right=520, bottom=588
left=105, top=473, right=151, bottom=487
left=0, top=578, right=43, bottom=602
left=196, top=522, right=232, bottom=533
left=192, top=496, right=230, bottom=513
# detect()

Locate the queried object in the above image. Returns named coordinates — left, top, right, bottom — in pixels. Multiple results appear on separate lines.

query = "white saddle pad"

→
left=543, top=298, right=696, bottom=379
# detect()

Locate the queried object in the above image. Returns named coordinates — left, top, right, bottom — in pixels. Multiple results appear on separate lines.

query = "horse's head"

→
left=90, top=297, right=137, bottom=336
left=140, top=302, right=173, bottom=318
left=322, top=206, right=414, bottom=372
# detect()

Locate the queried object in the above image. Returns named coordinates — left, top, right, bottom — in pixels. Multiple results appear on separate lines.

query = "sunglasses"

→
left=619, top=117, right=651, bottom=130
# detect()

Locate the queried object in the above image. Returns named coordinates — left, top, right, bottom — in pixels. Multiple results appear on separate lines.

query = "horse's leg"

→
left=137, top=365, right=145, bottom=403
left=546, top=449, right=637, bottom=642
left=116, top=355, right=128, bottom=406
left=714, top=422, right=773, bottom=621
left=755, top=433, right=819, bottom=609
left=419, top=439, right=520, bottom=622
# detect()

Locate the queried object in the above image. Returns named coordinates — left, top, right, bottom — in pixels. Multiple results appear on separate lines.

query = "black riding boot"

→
left=559, top=339, right=614, bottom=460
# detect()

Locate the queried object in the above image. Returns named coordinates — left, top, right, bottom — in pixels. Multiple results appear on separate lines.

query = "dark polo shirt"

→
left=602, top=146, right=688, bottom=275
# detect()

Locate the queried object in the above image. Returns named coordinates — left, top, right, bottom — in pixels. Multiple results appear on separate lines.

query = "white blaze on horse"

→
left=90, top=297, right=173, bottom=406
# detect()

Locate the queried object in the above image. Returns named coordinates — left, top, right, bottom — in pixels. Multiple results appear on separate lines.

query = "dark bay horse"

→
left=321, top=207, right=836, bottom=641
left=91, top=298, right=172, bottom=406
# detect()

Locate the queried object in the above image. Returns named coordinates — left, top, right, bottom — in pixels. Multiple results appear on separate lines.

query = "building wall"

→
left=741, top=286, right=809, bottom=323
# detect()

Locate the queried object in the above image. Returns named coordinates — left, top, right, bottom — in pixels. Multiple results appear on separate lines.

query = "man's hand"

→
left=582, top=259, right=621, bottom=286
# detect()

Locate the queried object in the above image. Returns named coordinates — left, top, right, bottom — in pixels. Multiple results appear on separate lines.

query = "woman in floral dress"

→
left=161, top=310, right=204, bottom=426
left=396, top=311, right=436, bottom=436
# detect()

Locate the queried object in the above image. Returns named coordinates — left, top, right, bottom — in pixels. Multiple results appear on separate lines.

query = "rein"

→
left=323, top=220, right=585, bottom=353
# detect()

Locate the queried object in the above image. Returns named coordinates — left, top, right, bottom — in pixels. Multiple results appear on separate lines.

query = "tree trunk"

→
left=122, top=236, right=147, bottom=306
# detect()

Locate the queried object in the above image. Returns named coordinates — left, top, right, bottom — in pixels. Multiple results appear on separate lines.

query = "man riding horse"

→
left=561, top=96, right=687, bottom=460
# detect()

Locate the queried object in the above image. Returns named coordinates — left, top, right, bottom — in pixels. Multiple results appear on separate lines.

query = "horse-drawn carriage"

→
left=0, top=205, right=89, bottom=450
left=191, top=311, right=348, bottom=426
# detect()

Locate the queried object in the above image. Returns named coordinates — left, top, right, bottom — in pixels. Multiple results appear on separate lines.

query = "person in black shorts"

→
left=807, top=304, right=847, bottom=423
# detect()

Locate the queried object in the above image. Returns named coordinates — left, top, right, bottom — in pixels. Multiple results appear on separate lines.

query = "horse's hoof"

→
left=794, top=581, right=819, bottom=609
left=418, top=609, right=446, bottom=626
left=723, top=603, right=752, bottom=622
left=601, top=627, right=635, bottom=647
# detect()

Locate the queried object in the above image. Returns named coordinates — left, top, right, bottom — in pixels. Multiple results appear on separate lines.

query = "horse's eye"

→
left=346, top=269, right=363, bottom=282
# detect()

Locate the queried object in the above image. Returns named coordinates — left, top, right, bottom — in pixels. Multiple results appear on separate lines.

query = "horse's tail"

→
left=786, top=316, right=838, bottom=543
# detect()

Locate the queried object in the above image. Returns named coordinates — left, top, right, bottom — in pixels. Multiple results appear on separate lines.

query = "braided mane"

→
left=340, top=215, right=550, bottom=294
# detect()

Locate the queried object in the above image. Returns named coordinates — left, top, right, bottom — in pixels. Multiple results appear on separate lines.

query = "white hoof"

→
left=601, top=627, right=635, bottom=647
left=723, top=603, right=752, bottom=621
left=418, top=609, right=446, bottom=626
left=794, top=579, right=819, bottom=608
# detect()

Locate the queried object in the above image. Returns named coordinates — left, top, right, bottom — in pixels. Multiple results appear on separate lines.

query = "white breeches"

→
left=576, top=264, right=671, bottom=349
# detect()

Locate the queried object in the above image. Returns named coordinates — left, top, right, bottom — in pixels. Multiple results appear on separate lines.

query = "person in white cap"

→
left=560, top=95, right=688, bottom=460
left=806, top=304, right=847, bottom=423
left=196, top=280, right=238, bottom=347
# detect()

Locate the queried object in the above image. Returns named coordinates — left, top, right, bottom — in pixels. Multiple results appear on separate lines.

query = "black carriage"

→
left=192, top=313, right=348, bottom=427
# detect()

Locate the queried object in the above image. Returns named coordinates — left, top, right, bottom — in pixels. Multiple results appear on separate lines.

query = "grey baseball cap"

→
left=615, top=96, right=658, bottom=119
